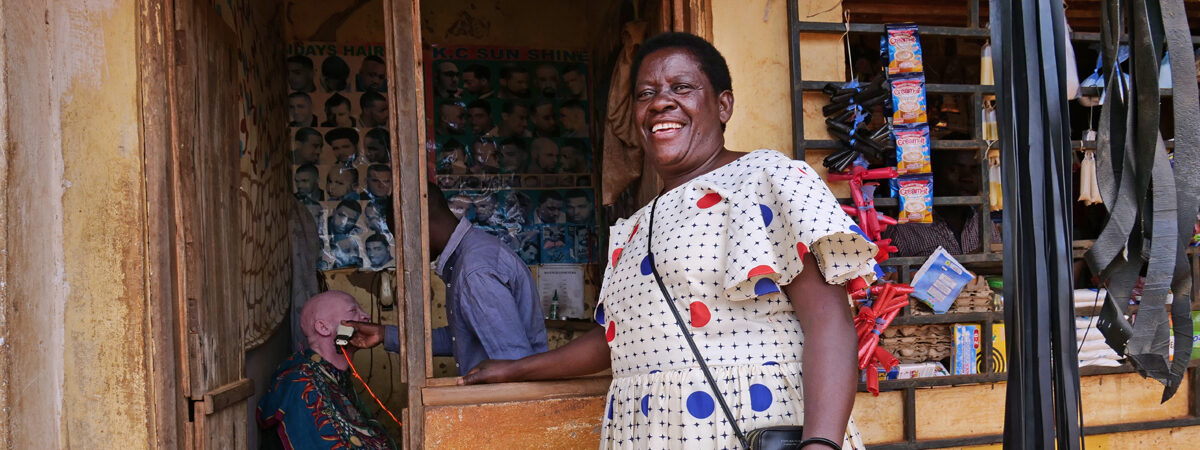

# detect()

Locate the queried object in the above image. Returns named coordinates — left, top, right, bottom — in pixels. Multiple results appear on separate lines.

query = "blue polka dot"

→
left=640, top=395, right=650, bottom=417
left=607, top=395, right=615, bottom=420
left=595, top=303, right=606, bottom=325
left=754, top=277, right=780, bottom=296
left=749, top=384, right=773, bottom=412
left=763, top=361, right=778, bottom=366
left=640, top=254, right=654, bottom=275
left=649, top=370, right=662, bottom=374
left=849, top=224, right=872, bottom=242
left=873, top=263, right=885, bottom=279
left=759, top=204, right=774, bottom=226
left=686, top=391, right=715, bottom=419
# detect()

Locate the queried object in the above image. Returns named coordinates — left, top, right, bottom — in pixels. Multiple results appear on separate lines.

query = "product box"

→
left=1193, top=311, right=1200, bottom=351
left=910, top=247, right=975, bottom=313
left=975, top=323, right=1007, bottom=373
left=952, top=323, right=981, bottom=375
left=894, top=362, right=949, bottom=379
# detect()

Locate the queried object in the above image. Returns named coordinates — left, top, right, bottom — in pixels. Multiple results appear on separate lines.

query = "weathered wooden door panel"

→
left=170, top=0, right=249, bottom=448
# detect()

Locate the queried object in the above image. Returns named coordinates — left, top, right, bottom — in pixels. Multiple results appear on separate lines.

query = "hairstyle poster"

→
left=424, top=45, right=599, bottom=270
left=287, top=42, right=395, bottom=272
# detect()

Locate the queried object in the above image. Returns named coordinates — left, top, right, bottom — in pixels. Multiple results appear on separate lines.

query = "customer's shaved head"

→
left=300, top=291, right=358, bottom=339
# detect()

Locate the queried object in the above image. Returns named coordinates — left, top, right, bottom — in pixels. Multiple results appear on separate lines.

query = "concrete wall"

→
left=0, top=0, right=155, bottom=447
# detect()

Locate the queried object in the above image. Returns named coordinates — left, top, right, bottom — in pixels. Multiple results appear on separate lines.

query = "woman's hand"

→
left=457, top=327, right=612, bottom=385
left=459, top=360, right=521, bottom=385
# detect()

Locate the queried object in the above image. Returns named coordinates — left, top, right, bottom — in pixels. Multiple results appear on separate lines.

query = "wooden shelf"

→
left=837, top=195, right=987, bottom=208
left=803, top=139, right=988, bottom=150
left=799, top=80, right=995, bottom=95
left=859, top=358, right=1200, bottom=393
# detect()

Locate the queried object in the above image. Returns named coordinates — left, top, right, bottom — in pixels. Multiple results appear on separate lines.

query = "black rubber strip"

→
left=1159, top=0, right=1198, bottom=402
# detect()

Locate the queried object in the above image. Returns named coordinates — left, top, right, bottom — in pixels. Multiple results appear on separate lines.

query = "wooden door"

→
left=170, top=0, right=252, bottom=448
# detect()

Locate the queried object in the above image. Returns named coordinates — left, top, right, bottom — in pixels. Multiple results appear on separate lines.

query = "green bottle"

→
left=549, top=290, right=559, bottom=320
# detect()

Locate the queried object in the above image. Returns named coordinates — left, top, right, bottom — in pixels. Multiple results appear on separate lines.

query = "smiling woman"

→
left=458, top=32, right=879, bottom=449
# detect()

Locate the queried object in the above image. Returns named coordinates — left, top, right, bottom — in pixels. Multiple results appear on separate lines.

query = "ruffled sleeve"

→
left=595, top=214, right=638, bottom=324
left=720, top=154, right=879, bottom=301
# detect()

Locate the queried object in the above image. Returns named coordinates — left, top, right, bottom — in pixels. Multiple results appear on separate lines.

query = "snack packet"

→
left=890, top=75, right=928, bottom=126
left=886, top=23, right=924, bottom=75
left=894, top=124, right=931, bottom=175
left=895, top=175, right=933, bottom=224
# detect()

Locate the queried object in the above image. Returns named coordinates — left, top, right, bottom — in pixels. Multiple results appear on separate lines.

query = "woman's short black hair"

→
left=630, top=32, right=732, bottom=95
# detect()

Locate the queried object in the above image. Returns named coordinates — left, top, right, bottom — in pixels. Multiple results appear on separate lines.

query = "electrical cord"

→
left=341, top=346, right=402, bottom=427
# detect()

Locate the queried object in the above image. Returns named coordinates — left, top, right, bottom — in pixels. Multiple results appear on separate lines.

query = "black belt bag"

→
left=646, top=198, right=839, bottom=450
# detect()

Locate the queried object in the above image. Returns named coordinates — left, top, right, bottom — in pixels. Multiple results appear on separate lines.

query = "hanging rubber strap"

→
left=1159, top=0, right=1199, bottom=401
left=1039, top=2, right=1084, bottom=446
left=1121, top=0, right=1177, bottom=388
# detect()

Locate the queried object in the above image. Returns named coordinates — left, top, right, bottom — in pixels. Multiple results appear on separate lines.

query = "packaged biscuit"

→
left=895, top=124, right=931, bottom=175
left=886, top=23, right=924, bottom=75
left=895, top=175, right=933, bottom=224
left=890, top=75, right=928, bottom=126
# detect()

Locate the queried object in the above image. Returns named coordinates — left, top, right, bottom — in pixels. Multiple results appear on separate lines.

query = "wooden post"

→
left=384, top=0, right=429, bottom=448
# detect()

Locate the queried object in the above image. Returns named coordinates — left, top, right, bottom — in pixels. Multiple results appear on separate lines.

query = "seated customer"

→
left=344, top=183, right=548, bottom=375
left=258, top=291, right=395, bottom=450
left=883, top=151, right=1001, bottom=257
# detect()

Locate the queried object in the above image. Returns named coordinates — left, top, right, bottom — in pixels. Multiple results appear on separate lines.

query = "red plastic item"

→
left=852, top=282, right=914, bottom=396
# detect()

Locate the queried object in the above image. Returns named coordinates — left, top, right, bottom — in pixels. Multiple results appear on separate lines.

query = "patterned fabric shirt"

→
left=881, top=208, right=1001, bottom=257
left=257, top=350, right=394, bottom=450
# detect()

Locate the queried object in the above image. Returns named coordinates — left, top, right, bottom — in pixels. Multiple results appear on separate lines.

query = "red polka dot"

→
left=796, top=242, right=809, bottom=259
left=690, top=302, right=711, bottom=327
left=697, top=192, right=722, bottom=209
left=797, top=167, right=808, bottom=175
left=611, top=248, right=623, bottom=267
left=605, top=321, right=616, bottom=342
left=747, top=265, right=776, bottom=278
left=628, top=224, right=639, bottom=242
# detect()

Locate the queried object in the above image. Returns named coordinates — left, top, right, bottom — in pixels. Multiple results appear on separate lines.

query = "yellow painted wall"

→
left=712, top=0, right=849, bottom=199
left=1, top=0, right=154, bottom=447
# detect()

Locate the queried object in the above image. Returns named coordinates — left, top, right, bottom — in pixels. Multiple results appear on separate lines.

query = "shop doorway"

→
left=145, top=1, right=714, bottom=448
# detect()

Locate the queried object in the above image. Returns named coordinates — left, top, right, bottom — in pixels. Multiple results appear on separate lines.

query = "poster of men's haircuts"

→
left=287, top=42, right=395, bottom=271
left=425, top=45, right=597, bottom=318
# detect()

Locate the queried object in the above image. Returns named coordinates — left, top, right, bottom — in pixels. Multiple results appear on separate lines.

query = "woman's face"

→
left=633, top=48, right=733, bottom=174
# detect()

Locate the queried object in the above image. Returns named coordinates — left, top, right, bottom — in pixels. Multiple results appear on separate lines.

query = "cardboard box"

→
left=952, top=323, right=981, bottom=375
left=976, top=323, right=1007, bottom=373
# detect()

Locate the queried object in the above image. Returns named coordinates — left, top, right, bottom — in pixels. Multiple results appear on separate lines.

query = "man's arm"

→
left=344, top=322, right=452, bottom=356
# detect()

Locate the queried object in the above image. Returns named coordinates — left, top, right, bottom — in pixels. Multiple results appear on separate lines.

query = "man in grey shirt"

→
left=344, top=184, right=548, bottom=375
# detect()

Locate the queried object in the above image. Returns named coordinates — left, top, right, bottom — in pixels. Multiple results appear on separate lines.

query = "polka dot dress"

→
left=596, top=150, right=878, bottom=449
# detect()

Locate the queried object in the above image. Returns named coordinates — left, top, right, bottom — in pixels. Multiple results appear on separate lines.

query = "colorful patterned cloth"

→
left=258, top=350, right=395, bottom=450
left=596, top=150, right=878, bottom=449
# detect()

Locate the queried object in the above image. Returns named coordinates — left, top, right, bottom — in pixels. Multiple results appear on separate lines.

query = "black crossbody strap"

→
left=648, top=197, right=750, bottom=449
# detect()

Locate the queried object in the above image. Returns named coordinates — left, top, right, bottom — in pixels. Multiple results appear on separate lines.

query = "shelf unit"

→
left=785, top=1, right=1200, bottom=447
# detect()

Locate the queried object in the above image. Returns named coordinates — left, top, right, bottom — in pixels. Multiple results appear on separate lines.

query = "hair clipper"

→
left=335, top=324, right=355, bottom=347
